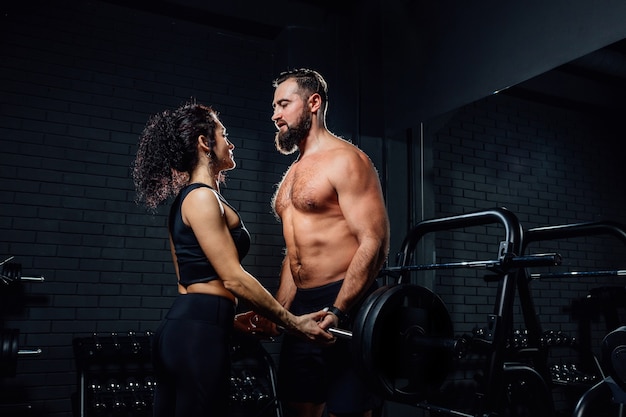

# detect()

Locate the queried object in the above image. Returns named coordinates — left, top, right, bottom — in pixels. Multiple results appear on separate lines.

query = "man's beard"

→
left=275, top=109, right=312, bottom=155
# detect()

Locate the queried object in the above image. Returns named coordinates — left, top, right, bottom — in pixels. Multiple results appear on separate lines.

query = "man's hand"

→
left=292, top=310, right=336, bottom=345
left=317, top=311, right=339, bottom=332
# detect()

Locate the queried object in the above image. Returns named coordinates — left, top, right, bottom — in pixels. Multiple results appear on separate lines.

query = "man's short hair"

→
left=273, top=68, right=328, bottom=105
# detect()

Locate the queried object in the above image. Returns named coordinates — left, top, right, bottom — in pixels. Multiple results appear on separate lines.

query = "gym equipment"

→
left=530, top=270, right=626, bottom=279
left=572, top=326, right=626, bottom=417
left=72, top=331, right=282, bottom=417
left=339, top=284, right=454, bottom=403
left=0, top=258, right=44, bottom=416
left=384, top=253, right=561, bottom=277
left=1, top=258, right=45, bottom=284
left=602, top=326, right=626, bottom=391
left=0, top=329, right=19, bottom=378
left=0, top=329, right=42, bottom=377
left=73, top=331, right=155, bottom=417
left=230, top=333, right=283, bottom=417
left=520, top=221, right=626, bottom=416
left=327, top=207, right=558, bottom=416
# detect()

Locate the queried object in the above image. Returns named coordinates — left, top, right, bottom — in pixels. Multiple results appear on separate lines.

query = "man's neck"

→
left=298, top=125, right=330, bottom=157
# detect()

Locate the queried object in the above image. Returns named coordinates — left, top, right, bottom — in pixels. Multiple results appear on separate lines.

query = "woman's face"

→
left=212, top=117, right=235, bottom=172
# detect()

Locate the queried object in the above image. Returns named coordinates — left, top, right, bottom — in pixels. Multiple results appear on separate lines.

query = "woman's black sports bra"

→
left=169, top=183, right=251, bottom=288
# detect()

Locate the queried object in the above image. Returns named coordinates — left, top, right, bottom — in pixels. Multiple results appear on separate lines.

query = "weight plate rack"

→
left=1, top=258, right=44, bottom=416
left=72, top=332, right=154, bottom=417
left=72, top=331, right=281, bottom=417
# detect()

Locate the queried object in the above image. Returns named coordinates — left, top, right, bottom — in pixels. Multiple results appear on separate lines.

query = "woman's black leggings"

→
left=152, top=293, right=235, bottom=417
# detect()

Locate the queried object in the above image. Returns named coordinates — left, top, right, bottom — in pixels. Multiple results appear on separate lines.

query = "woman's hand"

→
left=291, top=310, right=336, bottom=344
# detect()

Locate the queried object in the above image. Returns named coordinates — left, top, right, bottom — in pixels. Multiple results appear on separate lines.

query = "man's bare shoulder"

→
left=320, top=135, right=367, bottom=159
left=323, top=137, right=375, bottom=173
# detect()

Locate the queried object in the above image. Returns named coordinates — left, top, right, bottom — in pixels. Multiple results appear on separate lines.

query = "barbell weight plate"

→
left=0, top=328, right=19, bottom=377
left=0, top=329, right=16, bottom=362
left=352, top=284, right=453, bottom=403
left=500, top=365, right=555, bottom=416
left=602, top=326, right=626, bottom=390
left=0, top=332, right=6, bottom=363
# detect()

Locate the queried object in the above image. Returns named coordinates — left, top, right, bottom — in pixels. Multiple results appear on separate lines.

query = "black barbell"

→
left=327, top=284, right=455, bottom=403
left=1, top=260, right=45, bottom=284
left=382, top=253, right=561, bottom=277
left=322, top=253, right=562, bottom=403
left=0, top=328, right=42, bottom=377
left=602, top=326, right=626, bottom=391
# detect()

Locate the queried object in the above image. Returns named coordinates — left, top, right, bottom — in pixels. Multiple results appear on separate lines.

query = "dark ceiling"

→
left=104, top=0, right=626, bottom=116
left=101, top=0, right=332, bottom=39
left=507, top=38, right=626, bottom=116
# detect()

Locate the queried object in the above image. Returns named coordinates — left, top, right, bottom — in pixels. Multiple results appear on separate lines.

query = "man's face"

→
left=272, top=79, right=312, bottom=155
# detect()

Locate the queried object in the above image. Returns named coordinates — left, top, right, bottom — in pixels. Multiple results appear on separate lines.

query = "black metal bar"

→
left=523, top=221, right=626, bottom=251
left=328, top=328, right=352, bottom=340
left=415, top=402, right=474, bottom=417
left=530, top=270, right=626, bottom=280
left=384, top=260, right=507, bottom=273
left=406, top=127, right=414, bottom=232
left=515, top=266, right=551, bottom=386
left=397, top=207, right=524, bottom=279
left=382, top=253, right=561, bottom=276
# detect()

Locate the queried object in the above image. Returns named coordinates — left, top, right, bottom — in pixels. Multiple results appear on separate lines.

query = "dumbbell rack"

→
left=230, top=333, right=283, bottom=417
left=519, top=221, right=626, bottom=415
left=72, top=332, right=154, bottom=417
left=72, top=331, right=282, bottom=417
left=0, top=257, right=44, bottom=416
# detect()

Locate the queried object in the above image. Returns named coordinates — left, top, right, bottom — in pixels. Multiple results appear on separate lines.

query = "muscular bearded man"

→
left=271, top=68, right=390, bottom=417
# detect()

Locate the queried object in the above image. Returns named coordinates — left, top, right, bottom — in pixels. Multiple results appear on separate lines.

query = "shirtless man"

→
left=271, top=68, right=390, bottom=417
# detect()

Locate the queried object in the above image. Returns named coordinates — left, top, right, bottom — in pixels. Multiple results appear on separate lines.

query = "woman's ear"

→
left=198, top=134, right=211, bottom=153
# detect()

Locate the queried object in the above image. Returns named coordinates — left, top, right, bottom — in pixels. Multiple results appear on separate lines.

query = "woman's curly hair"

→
left=132, top=102, right=218, bottom=210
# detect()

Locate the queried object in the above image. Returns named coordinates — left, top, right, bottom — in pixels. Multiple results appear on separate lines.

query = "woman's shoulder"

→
left=181, top=185, right=225, bottom=225
left=184, top=184, right=219, bottom=202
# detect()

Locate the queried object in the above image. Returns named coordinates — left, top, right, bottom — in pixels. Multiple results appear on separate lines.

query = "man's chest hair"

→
left=276, top=164, right=337, bottom=213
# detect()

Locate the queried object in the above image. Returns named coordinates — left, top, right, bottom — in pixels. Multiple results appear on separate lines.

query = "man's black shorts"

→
left=277, top=280, right=382, bottom=414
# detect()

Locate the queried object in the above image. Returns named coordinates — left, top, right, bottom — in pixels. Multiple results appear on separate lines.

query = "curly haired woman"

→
left=133, top=102, right=334, bottom=417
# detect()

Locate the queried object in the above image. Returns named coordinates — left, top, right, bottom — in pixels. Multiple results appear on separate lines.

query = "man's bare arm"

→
left=322, top=149, right=390, bottom=325
left=275, top=255, right=297, bottom=310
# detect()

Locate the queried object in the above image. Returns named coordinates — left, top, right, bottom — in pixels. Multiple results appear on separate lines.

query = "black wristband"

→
left=328, top=306, right=349, bottom=324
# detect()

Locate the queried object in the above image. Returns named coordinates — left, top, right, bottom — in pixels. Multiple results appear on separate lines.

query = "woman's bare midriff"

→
left=184, top=280, right=237, bottom=304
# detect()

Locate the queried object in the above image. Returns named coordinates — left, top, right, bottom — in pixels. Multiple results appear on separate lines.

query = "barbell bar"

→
left=18, top=349, right=43, bottom=355
left=327, top=327, right=352, bottom=340
left=381, top=253, right=561, bottom=277
left=1, top=260, right=45, bottom=284
left=530, top=269, right=626, bottom=280
left=328, top=327, right=464, bottom=355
